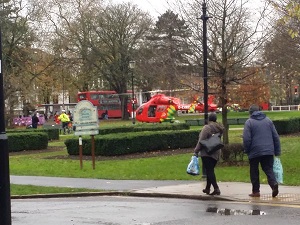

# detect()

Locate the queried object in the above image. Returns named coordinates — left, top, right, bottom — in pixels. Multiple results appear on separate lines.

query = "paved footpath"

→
left=10, top=175, right=300, bottom=206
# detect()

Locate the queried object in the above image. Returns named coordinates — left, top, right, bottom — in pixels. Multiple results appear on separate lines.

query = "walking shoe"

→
left=272, top=184, right=279, bottom=197
left=202, top=189, right=210, bottom=195
left=209, top=189, right=221, bottom=196
left=249, top=192, right=260, bottom=197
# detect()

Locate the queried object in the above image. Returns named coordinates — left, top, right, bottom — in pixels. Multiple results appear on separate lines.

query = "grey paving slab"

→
left=10, top=175, right=198, bottom=191
left=10, top=175, right=300, bottom=205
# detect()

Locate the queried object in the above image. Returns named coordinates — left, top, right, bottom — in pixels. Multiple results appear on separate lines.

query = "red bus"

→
left=77, top=90, right=137, bottom=118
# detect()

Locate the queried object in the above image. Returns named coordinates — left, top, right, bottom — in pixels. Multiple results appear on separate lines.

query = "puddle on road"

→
left=206, top=207, right=266, bottom=216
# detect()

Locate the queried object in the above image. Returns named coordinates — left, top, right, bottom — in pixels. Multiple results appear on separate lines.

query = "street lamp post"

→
left=201, top=0, right=210, bottom=178
left=129, top=61, right=136, bottom=125
left=62, top=70, right=65, bottom=109
left=201, top=0, right=209, bottom=125
left=0, top=28, right=12, bottom=225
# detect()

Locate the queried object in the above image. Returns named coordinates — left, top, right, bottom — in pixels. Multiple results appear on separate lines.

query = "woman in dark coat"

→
left=32, top=113, right=39, bottom=128
left=194, top=112, right=224, bottom=195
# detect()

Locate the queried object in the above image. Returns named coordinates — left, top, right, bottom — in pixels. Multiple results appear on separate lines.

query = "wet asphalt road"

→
left=11, top=196, right=300, bottom=225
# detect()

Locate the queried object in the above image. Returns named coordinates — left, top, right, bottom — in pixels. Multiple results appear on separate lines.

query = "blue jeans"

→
left=249, top=155, right=277, bottom=193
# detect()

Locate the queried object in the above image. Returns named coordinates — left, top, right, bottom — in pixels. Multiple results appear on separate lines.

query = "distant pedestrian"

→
left=243, top=104, right=281, bottom=198
left=104, top=110, right=108, bottom=120
left=54, top=111, right=60, bottom=124
left=47, top=111, right=51, bottom=121
left=31, top=113, right=39, bottom=128
left=58, top=109, right=70, bottom=134
left=194, top=112, right=224, bottom=195
left=67, top=111, right=73, bottom=121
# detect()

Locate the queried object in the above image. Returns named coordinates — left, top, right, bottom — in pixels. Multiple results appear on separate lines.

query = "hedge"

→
left=97, top=123, right=190, bottom=135
left=273, top=118, right=300, bottom=135
left=65, top=130, right=198, bottom=156
left=65, top=117, right=300, bottom=157
left=7, top=132, right=48, bottom=152
left=6, top=128, right=59, bottom=140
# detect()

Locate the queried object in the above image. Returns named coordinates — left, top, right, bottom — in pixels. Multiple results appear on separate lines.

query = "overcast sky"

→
left=110, top=0, right=171, bottom=18
left=111, top=0, right=266, bottom=19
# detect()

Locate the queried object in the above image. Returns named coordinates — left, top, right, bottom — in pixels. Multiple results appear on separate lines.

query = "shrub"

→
left=44, top=128, right=60, bottom=140
left=65, top=130, right=198, bottom=156
left=6, top=128, right=59, bottom=140
left=98, top=123, right=189, bottom=135
left=273, top=118, right=299, bottom=135
left=7, top=132, right=48, bottom=152
left=221, top=143, right=245, bottom=164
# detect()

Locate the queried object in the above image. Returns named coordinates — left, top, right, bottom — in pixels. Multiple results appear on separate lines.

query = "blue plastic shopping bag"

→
left=187, top=156, right=200, bottom=176
left=273, top=157, right=283, bottom=184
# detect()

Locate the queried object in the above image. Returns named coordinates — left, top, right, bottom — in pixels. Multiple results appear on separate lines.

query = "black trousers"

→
left=201, top=156, right=219, bottom=190
left=62, top=122, right=69, bottom=133
left=249, top=155, right=277, bottom=193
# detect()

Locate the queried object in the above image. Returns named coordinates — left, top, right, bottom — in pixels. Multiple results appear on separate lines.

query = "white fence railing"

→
left=271, top=105, right=300, bottom=111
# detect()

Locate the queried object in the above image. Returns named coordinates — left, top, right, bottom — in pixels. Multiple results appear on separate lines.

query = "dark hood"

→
left=250, top=111, right=266, bottom=120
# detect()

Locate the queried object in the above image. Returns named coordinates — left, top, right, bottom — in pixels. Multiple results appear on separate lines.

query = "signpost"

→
left=73, top=100, right=99, bottom=169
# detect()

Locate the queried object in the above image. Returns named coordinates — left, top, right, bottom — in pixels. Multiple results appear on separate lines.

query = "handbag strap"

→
left=208, top=124, right=222, bottom=138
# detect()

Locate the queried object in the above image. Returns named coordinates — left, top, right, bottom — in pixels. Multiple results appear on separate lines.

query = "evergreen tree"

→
left=146, top=10, right=193, bottom=92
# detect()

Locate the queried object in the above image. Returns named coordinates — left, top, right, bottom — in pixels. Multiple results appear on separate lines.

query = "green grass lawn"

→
left=98, top=110, right=300, bottom=128
left=10, top=184, right=103, bottom=196
left=9, top=110, right=300, bottom=195
left=10, top=133, right=300, bottom=184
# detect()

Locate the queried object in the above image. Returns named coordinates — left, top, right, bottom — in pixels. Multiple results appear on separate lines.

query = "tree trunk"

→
left=121, top=95, right=129, bottom=120
left=221, top=77, right=229, bottom=144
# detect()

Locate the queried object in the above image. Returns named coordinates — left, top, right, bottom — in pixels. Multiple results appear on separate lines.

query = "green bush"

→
left=7, top=132, right=48, bottom=152
left=6, top=128, right=59, bottom=140
left=65, top=130, right=198, bottom=156
left=65, top=117, right=300, bottom=158
left=98, top=123, right=189, bottom=135
left=273, top=118, right=299, bottom=135
left=221, top=143, right=245, bottom=163
left=44, top=128, right=59, bottom=140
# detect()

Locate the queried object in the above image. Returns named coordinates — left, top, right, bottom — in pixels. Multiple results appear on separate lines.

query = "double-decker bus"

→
left=77, top=90, right=137, bottom=119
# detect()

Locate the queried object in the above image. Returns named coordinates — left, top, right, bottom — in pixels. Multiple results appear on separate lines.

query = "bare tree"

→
left=0, top=0, right=38, bottom=125
left=34, top=0, right=102, bottom=92
left=263, top=18, right=300, bottom=105
left=33, top=0, right=152, bottom=119
left=267, top=0, right=300, bottom=105
left=173, top=0, right=272, bottom=143
left=88, top=3, right=152, bottom=119
left=0, top=0, right=81, bottom=118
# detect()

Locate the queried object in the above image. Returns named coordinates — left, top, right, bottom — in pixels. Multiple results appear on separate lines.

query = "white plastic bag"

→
left=187, top=156, right=200, bottom=176
left=273, top=157, right=283, bottom=184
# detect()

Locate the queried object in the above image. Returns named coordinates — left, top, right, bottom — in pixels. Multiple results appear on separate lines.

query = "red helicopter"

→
left=135, top=94, right=180, bottom=123
left=135, top=94, right=218, bottom=123
left=178, top=95, right=218, bottom=113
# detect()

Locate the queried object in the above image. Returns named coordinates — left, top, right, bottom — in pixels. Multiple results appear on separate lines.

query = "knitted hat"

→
left=249, top=104, right=259, bottom=115
left=208, top=112, right=217, bottom=122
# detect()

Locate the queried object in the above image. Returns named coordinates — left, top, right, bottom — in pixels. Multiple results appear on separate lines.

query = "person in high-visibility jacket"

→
left=58, top=109, right=70, bottom=134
